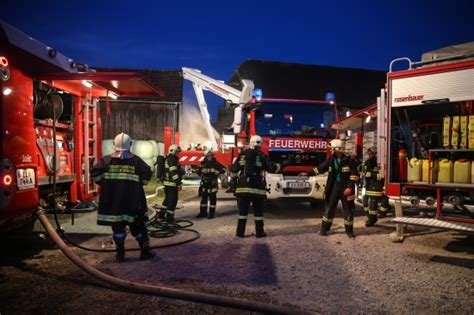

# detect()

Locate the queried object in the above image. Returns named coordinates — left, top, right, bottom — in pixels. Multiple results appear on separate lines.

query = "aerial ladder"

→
left=181, top=67, right=254, bottom=150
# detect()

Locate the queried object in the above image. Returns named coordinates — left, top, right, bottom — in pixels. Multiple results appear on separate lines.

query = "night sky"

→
left=2, top=0, right=473, bottom=120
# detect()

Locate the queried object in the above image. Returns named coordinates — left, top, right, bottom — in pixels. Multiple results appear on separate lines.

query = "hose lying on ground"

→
left=37, top=210, right=304, bottom=314
left=48, top=206, right=201, bottom=253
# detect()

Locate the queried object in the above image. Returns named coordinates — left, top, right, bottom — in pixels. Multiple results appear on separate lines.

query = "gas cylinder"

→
left=453, top=159, right=471, bottom=184
left=398, top=149, right=408, bottom=181
left=407, top=158, right=422, bottom=182
left=422, top=159, right=438, bottom=183
left=471, top=162, right=474, bottom=183
left=438, top=159, right=454, bottom=183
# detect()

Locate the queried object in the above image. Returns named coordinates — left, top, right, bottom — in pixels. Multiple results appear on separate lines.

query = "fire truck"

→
left=180, top=68, right=337, bottom=206
left=334, top=43, right=474, bottom=238
left=0, top=21, right=161, bottom=231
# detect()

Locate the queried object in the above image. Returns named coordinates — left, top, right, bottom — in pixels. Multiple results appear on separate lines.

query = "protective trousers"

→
left=199, top=191, right=217, bottom=218
left=164, top=186, right=179, bottom=222
left=236, top=196, right=265, bottom=237
left=366, top=195, right=390, bottom=226
left=111, top=218, right=149, bottom=261
left=321, top=181, right=354, bottom=236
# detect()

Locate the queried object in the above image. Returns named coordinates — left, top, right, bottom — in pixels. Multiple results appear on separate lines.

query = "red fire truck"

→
left=0, top=21, right=161, bottom=231
left=334, top=43, right=474, bottom=238
left=180, top=68, right=337, bottom=206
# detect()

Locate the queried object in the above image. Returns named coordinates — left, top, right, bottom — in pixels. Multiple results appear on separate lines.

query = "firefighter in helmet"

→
left=362, top=146, right=389, bottom=226
left=340, top=134, right=361, bottom=213
left=300, top=139, right=358, bottom=238
left=90, top=132, right=154, bottom=261
left=162, top=144, right=183, bottom=223
left=230, top=135, right=280, bottom=238
left=196, top=149, right=225, bottom=219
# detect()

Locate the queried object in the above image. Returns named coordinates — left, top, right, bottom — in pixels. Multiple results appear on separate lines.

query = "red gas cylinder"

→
left=398, top=149, right=408, bottom=181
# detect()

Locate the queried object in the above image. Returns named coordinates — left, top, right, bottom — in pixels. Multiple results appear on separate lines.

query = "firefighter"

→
left=196, top=149, right=225, bottom=219
left=162, top=144, right=183, bottom=223
left=230, top=135, right=280, bottom=238
left=300, top=139, right=358, bottom=238
left=362, top=146, right=389, bottom=226
left=90, top=132, right=154, bottom=262
left=347, top=153, right=362, bottom=213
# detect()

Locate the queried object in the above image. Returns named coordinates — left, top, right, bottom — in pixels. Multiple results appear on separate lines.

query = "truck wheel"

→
left=220, top=174, right=229, bottom=189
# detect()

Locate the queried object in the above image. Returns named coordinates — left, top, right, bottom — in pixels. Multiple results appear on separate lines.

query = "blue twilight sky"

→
left=1, top=0, right=473, bottom=121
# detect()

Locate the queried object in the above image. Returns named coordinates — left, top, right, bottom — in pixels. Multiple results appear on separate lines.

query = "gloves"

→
left=344, top=188, right=352, bottom=196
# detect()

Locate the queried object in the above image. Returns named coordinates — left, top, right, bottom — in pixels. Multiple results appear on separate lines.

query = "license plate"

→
left=288, top=181, right=310, bottom=189
left=16, top=168, right=36, bottom=190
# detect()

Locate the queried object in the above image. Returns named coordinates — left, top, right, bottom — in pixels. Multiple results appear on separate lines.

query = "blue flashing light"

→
left=325, top=92, right=336, bottom=102
left=253, top=88, right=263, bottom=101
left=320, top=123, right=325, bottom=128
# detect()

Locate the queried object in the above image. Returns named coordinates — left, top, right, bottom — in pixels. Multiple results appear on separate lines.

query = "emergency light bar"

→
left=253, top=88, right=263, bottom=101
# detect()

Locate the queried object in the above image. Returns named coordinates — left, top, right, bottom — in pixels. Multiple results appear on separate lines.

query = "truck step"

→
left=391, top=217, right=474, bottom=233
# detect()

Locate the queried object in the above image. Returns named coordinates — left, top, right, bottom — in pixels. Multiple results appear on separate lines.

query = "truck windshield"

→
left=254, top=101, right=336, bottom=138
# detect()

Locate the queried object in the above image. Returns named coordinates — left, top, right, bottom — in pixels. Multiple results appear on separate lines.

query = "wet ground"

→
left=1, top=187, right=473, bottom=314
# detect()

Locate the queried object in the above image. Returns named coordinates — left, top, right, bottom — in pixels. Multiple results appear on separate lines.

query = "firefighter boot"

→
left=320, top=221, right=332, bottom=236
left=207, top=206, right=216, bottom=219
left=113, top=237, right=125, bottom=262
left=165, top=212, right=175, bottom=223
left=138, top=238, right=155, bottom=260
left=345, top=224, right=356, bottom=239
left=196, top=209, right=207, bottom=218
left=255, top=220, right=266, bottom=238
left=236, top=218, right=247, bottom=238
left=365, top=215, right=378, bottom=227
left=157, top=209, right=166, bottom=220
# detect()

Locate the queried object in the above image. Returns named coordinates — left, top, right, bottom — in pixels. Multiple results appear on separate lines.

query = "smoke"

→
left=179, top=96, right=220, bottom=150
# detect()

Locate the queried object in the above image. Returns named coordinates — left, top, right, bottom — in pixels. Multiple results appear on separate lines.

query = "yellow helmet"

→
left=249, top=135, right=263, bottom=148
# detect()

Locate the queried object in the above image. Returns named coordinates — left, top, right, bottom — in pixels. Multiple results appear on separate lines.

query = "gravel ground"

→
left=1, top=186, right=473, bottom=314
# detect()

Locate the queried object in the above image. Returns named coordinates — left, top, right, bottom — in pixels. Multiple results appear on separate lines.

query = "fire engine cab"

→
left=0, top=20, right=162, bottom=231
left=181, top=68, right=337, bottom=206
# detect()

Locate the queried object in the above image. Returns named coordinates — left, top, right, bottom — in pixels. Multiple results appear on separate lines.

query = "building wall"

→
left=100, top=100, right=179, bottom=141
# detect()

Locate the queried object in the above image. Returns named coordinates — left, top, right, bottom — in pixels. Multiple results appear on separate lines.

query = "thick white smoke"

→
left=179, top=96, right=220, bottom=150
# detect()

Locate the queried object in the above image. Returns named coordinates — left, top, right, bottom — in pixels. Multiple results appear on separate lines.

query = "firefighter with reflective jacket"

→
left=161, top=144, right=183, bottom=223
left=196, top=149, right=225, bottom=219
left=362, top=146, right=389, bottom=226
left=347, top=154, right=361, bottom=213
left=230, top=135, right=280, bottom=238
left=301, top=139, right=358, bottom=238
left=91, top=133, right=154, bottom=262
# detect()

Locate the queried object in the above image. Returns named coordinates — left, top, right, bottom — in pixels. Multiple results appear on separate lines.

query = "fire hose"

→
left=37, top=210, right=304, bottom=314
left=45, top=94, right=304, bottom=314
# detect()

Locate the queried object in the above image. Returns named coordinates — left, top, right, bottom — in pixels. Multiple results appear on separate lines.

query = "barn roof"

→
left=228, top=59, right=386, bottom=109
left=96, top=67, right=183, bottom=103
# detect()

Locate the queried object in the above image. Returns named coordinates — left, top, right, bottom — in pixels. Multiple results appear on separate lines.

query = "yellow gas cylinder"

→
left=422, top=159, right=438, bottom=183
left=454, top=159, right=471, bottom=184
left=438, top=159, right=454, bottom=183
left=472, top=162, right=474, bottom=183
left=407, top=157, right=422, bottom=182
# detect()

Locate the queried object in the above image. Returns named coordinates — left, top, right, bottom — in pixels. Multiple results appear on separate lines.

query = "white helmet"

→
left=249, top=135, right=263, bottom=149
left=329, top=139, right=343, bottom=152
left=169, top=144, right=182, bottom=154
left=114, top=132, right=132, bottom=151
